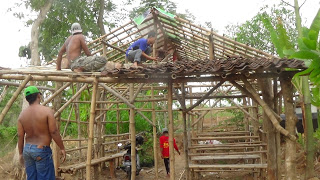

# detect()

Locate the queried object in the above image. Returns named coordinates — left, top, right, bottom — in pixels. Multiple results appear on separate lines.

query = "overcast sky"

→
left=0, top=0, right=319, bottom=68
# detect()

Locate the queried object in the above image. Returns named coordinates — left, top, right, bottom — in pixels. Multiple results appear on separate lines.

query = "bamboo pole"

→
left=181, top=83, right=190, bottom=180
left=0, top=81, right=54, bottom=91
left=233, top=77, right=295, bottom=141
left=129, top=83, right=137, bottom=180
left=190, top=87, right=233, bottom=127
left=54, top=84, right=88, bottom=118
left=42, top=82, right=72, bottom=106
left=99, top=83, right=155, bottom=126
left=74, top=83, right=82, bottom=165
left=62, top=104, right=75, bottom=137
left=0, top=75, right=32, bottom=124
left=0, top=71, right=298, bottom=84
left=151, top=87, right=159, bottom=179
left=185, top=81, right=224, bottom=112
left=208, top=32, right=214, bottom=60
left=168, top=82, right=175, bottom=180
left=86, top=78, right=98, bottom=180
left=52, top=82, right=63, bottom=176
left=0, top=85, right=9, bottom=103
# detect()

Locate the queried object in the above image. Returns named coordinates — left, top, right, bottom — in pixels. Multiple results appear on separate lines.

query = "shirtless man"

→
left=56, top=23, right=106, bottom=72
left=18, top=86, right=66, bottom=180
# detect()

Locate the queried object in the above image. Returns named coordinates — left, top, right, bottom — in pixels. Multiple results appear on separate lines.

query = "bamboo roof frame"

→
left=0, top=7, right=305, bottom=180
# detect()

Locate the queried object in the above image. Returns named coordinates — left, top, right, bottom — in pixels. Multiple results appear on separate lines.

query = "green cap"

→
left=24, top=86, right=40, bottom=97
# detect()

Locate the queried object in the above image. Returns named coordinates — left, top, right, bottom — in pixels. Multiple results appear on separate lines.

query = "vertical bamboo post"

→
left=243, top=97, right=249, bottom=131
left=208, top=31, right=214, bottom=60
left=181, top=83, right=190, bottom=180
left=74, top=83, right=82, bottom=164
left=53, top=81, right=62, bottom=176
left=116, top=103, right=120, bottom=167
left=130, top=83, right=137, bottom=180
left=102, top=42, right=107, bottom=57
left=0, top=75, right=32, bottom=124
left=189, top=87, right=195, bottom=152
left=257, top=78, right=279, bottom=179
left=153, top=20, right=158, bottom=62
left=151, top=87, right=159, bottom=179
left=168, top=82, right=175, bottom=180
left=86, top=79, right=98, bottom=180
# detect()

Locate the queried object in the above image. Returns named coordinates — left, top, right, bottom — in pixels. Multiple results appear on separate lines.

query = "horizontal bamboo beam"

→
left=0, top=81, right=54, bottom=91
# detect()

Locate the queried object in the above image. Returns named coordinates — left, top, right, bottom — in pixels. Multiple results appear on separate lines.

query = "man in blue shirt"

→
left=126, top=31, right=158, bottom=68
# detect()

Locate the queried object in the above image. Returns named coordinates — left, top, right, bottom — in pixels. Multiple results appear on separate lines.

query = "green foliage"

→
left=291, top=9, right=320, bottom=106
left=0, top=125, right=18, bottom=156
left=297, top=133, right=305, bottom=148
left=127, top=0, right=177, bottom=19
left=139, top=132, right=154, bottom=167
left=225, top=3, right=297, bottom=55
left=19, top=44, right=31, bottom=59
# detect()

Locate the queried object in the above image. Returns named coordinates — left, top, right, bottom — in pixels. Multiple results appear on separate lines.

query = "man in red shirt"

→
left=159, top=128, right=180, bottom=177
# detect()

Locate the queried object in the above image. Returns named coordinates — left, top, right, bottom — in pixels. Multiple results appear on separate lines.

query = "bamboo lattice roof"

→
left=0, top=8, right=305, bottom=82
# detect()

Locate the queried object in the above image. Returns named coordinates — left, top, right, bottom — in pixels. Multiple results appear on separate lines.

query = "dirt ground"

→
left=1, top=116, right=320, bottom=179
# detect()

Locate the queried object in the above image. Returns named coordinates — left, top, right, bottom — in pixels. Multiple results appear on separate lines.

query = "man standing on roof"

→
left=159, top=128, right=180, bottom=177
left=126, top=31, right=159, bottom=68
left=18, top=86, right=66, bottom=180
left=56, top=23, right=106, bottom=72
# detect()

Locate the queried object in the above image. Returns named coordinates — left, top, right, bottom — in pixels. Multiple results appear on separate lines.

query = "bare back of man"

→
left=18, top=104, right=55, bottom=146
left=58, top=34, right=92, bottom=70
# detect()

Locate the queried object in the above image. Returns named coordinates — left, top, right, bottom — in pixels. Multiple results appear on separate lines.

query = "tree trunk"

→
left=280, top=75, right=297, bottom=179
left=30, top=0, right=53, bottom=66
left=97, top=0, right=106, bottom=35
left=258, top=78, right=280, bottom=180
left=293, top=0, right=315, bottom=177
left=302, top=76, right=315, bottom=178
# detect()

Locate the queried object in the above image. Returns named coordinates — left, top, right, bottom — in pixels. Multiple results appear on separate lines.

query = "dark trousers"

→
left=164, top=158, right=170, bottom=174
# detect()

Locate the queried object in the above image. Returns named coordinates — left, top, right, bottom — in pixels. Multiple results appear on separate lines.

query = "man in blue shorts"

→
left=18, top=86, right=66, bottom=180
left=126, top=31, right=159, bottom=68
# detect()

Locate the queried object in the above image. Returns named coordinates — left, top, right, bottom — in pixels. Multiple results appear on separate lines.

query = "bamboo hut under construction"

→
left=0, top=8, right=306, bottom=180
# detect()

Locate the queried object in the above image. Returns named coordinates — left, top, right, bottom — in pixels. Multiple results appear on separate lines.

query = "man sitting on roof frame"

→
left=56, top=23, right=107, bottom=72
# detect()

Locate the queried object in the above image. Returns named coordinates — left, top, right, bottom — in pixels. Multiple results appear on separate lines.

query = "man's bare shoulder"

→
left=40, top=105, right=55, bottom=114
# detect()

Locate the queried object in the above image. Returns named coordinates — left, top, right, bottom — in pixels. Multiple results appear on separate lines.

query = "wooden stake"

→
left=86, top=79, right=98, bottom=180
left=0, top=75, right=32, bottom=124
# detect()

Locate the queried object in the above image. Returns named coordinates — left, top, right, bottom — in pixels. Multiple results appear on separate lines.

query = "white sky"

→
left=0, top=0, right=319, bottom=68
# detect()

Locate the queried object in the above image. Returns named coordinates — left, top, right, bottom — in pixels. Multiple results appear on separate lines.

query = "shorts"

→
left=23, top=144, right=55, bottom=180
left=70, top=56, right=107, bottom=72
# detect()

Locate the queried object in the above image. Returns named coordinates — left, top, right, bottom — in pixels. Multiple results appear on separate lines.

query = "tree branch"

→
left=281, top=0, right=295, bottom=8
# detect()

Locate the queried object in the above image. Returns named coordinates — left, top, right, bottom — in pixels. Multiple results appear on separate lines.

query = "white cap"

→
left=71, top=23, right=82, bottom=35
